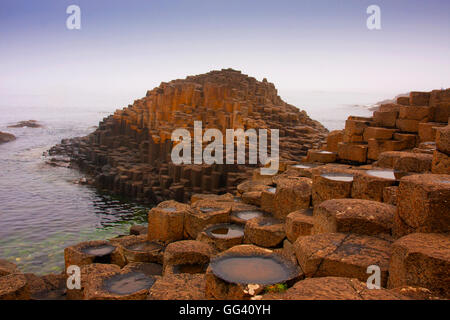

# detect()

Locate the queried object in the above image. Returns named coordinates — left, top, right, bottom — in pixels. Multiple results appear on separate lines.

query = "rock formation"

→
left=0, top=131, right=16, bottom=144
left=49, top=69, right=328, bottom=203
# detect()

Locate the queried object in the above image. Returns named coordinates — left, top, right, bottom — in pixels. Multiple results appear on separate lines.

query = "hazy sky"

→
left=1, top=0, right=449, bottom=108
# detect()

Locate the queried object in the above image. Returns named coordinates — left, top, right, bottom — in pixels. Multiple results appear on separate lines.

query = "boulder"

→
left=394, top=174, right=450, bottom=236
left=162, top=240, right=215, bottom=275
left=0, top=131, right=16, bottom=144
left=273, top=177, right=312, bottom=219
left=388, top=233, right=450, bottom=298
left=147, top=200, right=190, bottom=242
left=148, top=273, right=206, bottom=300
left=0, top=273, right=30, bottom=300
left=285, top=208, right=315, bottom=243
left=312, top=199, right=395, bottom=236
left=294, top=233, right=392, bottom=286
left=244, top=217, right=285, bottom=248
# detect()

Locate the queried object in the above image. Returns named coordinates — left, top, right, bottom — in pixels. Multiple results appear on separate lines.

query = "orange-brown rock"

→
left=294, top=233, right=392, bottom=286
left=431, top=150, right=450, bottom=174
left=162, top=240, right=215, bottom=275
left=147, top=273, right=206, bottom=300
left=311, top=170, right=354, bottom=206
left=0, top=273, right=30, bottom=300
left=64, top=240, right=126, bottom=271
left=147, top=200, right=190, bottom=242
left=312, top=199, right=395, bottom=236
left=0, top=259, right=18, bottom=277
left=306, top=150, right=337, bottom=163
left=351, top=169, right=396, bottom=202
left=51, top=69, right=328, bottom=204
left=409, top=91, right=430, bottom=106
left=285, top=208, right=314, bottom=243
left=273, top=177, right=312, bottom=219
left=325, top=130, right=343, bottom=152
left=418, top=122, right=446, bottom=142
left=435, top=125, right=450, bottom=155
left=388, top=233, right=450, bottom=298
left=383, top=186, right=398, bottom=206
left=184, top=200, right=231, bottom=239
left=66, top=263, right=121, bottom=300
left=110, top=235, right=165, bottom=264
left=373, top=111, right=398, bottom=128
left=337, top=142, right=368, bottom=163
left=394, top=174, right=450, bottom=236
left=197, top=223, right=245, bottom=252
left=263, top=277, right=405, bottom=300
left=244, top=217, right=285, bottom=248
left=363, top=127, right=397, bottom=141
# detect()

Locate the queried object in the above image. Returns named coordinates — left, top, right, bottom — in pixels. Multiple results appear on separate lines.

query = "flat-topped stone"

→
left=163, top=240, right=215, bottom=276
left=244, top=217, right=285, bottom=248
left=0, top=273, right=30, bottom=300
left=351, top=170, right=397, bottom=202
left=206, top=245, right=302, bottom=300
left=394, top=174, right=450, bottom=236
left=185, top=200, right=232, bottom=239
left=312, top=199, right=395, bottom=236
left=64, top=240, right=125, bottom=270
left=197, top=223, right=245, bottom=251
left=312, top=169, right=356, bottom=206
left=285, top=208, right=315, bottom=243
left=273, top=177, right=312, bottom=219
left=263, top=277, right=406, bottom=300
left=389, top=233, right=450, bottom=298
left=148, top=273, right=206, bottom=300
left=148, top=200, right=191, bottom=242
left=294, top=233, right=392, bottom=286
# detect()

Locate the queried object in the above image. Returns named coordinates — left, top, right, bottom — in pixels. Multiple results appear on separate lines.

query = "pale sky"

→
left=1, top=0, right=449, bottom=108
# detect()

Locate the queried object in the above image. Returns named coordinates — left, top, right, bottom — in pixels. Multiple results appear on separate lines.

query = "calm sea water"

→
left=0, top=91, right=381, bottom=275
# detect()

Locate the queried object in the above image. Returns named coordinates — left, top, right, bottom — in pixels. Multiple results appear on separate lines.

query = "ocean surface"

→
left=0, top=91, right=383, bottom=275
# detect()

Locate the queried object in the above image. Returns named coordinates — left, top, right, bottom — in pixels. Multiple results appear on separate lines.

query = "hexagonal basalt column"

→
left=285, top=208, right=315, bottom=243
left=312, top=199, right=395, bottom=237
left=394, top=174, right=450, bottom=237
left=351, top=169, right=397, bottom=202
left=244, top=217, right=285, bottom=248
left=197, top=223, right=245, bottom=251
left=185, top=200, right=232, bottom=239
left=162, top=240, right=215, bottom=275
left=147, top=200, right=191, bottom=242
left=312, top=171, right=355, bottom=206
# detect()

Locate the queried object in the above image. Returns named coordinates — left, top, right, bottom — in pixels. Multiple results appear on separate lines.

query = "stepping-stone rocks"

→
left=64, top=240, right=125, bottom=271
left=351, top=169, right=397, bottom=202
left=185, top=200, right=232, bottom=239
left=84, top=269, right=156, bottom=300
left=294, top=233, right=392, bottom=286
left=244, top=217, right=285, bottom=248
left=312, top=199, right=395, bottom=237
left=230, top=205, right=270, bottom=225
left=0, top=273, right=30, bottom=300
left=147, top=200, right=190, bottom=242
left=162, top=240, right=215, bottom=276
left=388, top=233, right=450, bottom=298
left=287, top=162, right=319, bottom=178
left=148, top=273, right=206, bottom=300
left=197, top=223, right=245, bottom=251
left=206, top=245, right=302, bottom=300
left=393, top=153, right=433, bottom=174
left=122, top=262, right=163, bottom=277
left=337, top=142, right=368, bottom=163
left=285, top=208, right=315, bottom=243
left=66, top=263, right=121, bottom=300
left=435, top=126, right=450, bottom=155
left=111, top=235, right=165, bottom=264
left=431, top=149, right=450, bottom=174
left=418, top=122, right=446, bottom=142
left=24, top=273, right=66, bottom=300
left=273, top=177, right=312, bottom=219
left=394, top=174, right=450, bottom=237
left=263, top=277, right=405, bottom=300
left=190, top=193, right=234, bottom=205
left=260, top=188, right=276, bottom=213
left=306, top=150, right=337, bottom=163
left=383, top=186, right=398, bottom=206
left=0, top=259, right=18, bottom=276
left=312, top=170, right=355, bottom=206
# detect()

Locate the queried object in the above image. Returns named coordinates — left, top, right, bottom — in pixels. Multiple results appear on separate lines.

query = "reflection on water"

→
left=0, top=105, right=150, bottom=275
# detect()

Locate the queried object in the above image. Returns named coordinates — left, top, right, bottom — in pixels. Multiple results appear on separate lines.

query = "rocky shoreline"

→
left=1, top=71, right=449, bottom=300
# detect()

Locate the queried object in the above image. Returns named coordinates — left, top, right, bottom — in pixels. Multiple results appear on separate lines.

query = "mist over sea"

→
left=0, top=90, right=388, bottom=274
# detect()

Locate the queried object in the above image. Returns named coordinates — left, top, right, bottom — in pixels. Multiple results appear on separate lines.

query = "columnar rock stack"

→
left=50, top=69, right=327, bottom=203
left=317, top=89, right=449, bottom=166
